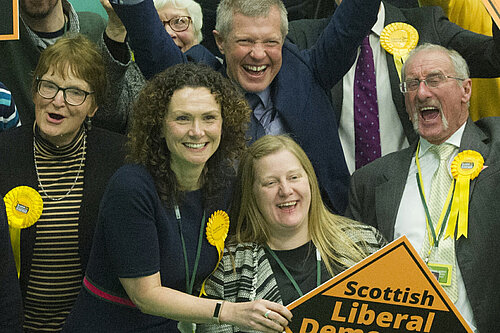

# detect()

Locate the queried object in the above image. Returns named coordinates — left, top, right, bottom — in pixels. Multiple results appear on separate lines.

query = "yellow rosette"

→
left=199, top=210, right=230, bottom=296
left=380, top=22, right=419, bottom=80
left=447, top=151, right=484, bottom=240
left=3, top=186, right=43, bottom=277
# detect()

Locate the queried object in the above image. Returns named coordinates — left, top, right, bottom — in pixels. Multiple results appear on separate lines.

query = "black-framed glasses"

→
left=162, top=16, right=191, bottom=32
left=399, top=73, right=464, bottom=93
left=36, top=78, right=94, bottom=106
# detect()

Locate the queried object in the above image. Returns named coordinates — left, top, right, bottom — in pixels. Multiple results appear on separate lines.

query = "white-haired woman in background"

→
left=154, top=0, right=203, bottom=52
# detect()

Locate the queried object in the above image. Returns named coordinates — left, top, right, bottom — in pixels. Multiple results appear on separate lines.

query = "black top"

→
left=266, top=241, right=330, bottom=305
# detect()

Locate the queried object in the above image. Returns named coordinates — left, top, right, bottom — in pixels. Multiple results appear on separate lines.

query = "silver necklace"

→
left=33, top=134, right=86, bottom=201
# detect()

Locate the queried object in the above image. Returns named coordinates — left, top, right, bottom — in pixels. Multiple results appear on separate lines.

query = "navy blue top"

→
left=64, top=164, right=222, bottom=332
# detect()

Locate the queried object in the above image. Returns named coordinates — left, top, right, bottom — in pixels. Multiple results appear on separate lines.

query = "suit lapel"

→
left=375, top=143, right=416, bottom=240
left=383, top=2, right=418, bottom=145
left=458, top=119, right=490, bottom=198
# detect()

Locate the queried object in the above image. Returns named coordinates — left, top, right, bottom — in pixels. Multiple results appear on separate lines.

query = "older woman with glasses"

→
left=0, top=33, right=125, bottom=332
left=154, top=0, right=203, bottom=52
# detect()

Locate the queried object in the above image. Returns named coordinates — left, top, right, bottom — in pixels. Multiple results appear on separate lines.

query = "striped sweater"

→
left=199, top=223, right=386, bottom=332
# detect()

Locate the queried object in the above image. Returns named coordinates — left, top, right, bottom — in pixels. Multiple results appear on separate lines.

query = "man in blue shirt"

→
left=110, top=0, right=381, bottom=214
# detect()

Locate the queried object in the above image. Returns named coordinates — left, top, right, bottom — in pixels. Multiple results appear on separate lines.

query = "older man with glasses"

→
left=346, top=43, right=500, bottom=333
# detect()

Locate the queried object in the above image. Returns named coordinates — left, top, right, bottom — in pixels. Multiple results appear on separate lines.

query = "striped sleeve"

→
left=0, top=83, right=21, bottom=131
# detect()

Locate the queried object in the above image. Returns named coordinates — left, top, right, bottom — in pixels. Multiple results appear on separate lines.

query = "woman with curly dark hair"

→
left=64, top=63, right=292, bottom=332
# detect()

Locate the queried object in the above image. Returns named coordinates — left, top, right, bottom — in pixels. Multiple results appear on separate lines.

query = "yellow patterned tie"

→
left=423, top=143, right=458, bottom=302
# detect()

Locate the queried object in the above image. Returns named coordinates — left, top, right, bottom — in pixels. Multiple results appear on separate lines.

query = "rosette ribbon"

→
left=3, top=186, right=43, bottom=276
left=446, top=150, right=484, bottom=240
left=199, top=210, right=230, bottom=296
left=380, top=22, right=419, bottom=80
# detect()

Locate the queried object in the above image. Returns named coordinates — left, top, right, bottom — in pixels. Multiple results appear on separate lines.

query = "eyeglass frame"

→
left=36, top=78, right=94, bottom=106
left=162, top=16, right=192, bottom=32
left=399, top=72, right=464, bottom=94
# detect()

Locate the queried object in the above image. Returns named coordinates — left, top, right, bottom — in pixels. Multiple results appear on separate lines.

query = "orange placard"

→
left=0, top=0, right=19, bottom=40
left=483, top=0, right=500, bottom=29
left=285, top=236, right=473, bottom=333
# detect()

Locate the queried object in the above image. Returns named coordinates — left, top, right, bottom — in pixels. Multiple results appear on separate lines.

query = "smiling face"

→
left=404, top=49, right=471, bottom=145
left=162, top=86, right=222, bottom=175
left=34, top=67, right=97, bottom=147
left=214, top=6, right=283, bottom=93
left=253, top=149, right=311, bottom=244
left=157, top=4, right=197, bottom=52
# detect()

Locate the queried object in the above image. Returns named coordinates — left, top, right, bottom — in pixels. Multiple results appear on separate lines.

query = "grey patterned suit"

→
left=346, top=117, right=500, bottom=333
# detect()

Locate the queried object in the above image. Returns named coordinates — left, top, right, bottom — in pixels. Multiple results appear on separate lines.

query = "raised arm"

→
left=301, top=0, right=381, bottom=89
left=110, top=0, right=186, bottom=79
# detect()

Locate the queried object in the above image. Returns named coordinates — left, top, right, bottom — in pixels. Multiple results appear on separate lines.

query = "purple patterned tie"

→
left=354, top=36, right=381, bottom=169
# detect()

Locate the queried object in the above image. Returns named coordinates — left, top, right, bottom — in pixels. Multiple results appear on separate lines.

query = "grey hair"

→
left=215, top=0, right=288, bottom=41
left=402, top=43, right=470, bottom=82
left=153, top=0, right=203, bottom=43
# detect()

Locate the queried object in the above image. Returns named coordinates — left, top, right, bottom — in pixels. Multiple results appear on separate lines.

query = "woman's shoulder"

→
left=107, top=164, right=156, bottom=194
left=222, top=242, right=266, bottom=267
left=341, top=221, right=387, bottom=252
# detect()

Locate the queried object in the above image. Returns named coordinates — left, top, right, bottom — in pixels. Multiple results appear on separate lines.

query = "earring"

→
left=84, top=116, right=92, bottom=131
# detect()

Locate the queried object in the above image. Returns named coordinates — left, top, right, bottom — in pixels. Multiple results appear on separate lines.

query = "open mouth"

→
left=48, top=113, right=64, bottom=120
left=277, top=201, right=297, bottom=209
left=184, top=142, right=207, bottom=149
left=419, top=106, right=440, bottom=121
left=243, top=65, right=268, bottom=76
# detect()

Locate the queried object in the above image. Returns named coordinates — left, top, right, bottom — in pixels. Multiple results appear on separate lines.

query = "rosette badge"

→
left=380, top=22, right=418, bottom=80
left=4, top=186, right=43, bottom=276
left=446, top=150, right=484, bottom=240
left=199, top=210, right=230, bottom=296
left=206, top=210, right=230, bottom=252
left=4, top=186, right=43, bottom=228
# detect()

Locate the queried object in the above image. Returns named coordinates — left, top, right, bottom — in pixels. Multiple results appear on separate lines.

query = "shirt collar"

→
left=371, top=3, right=385, bottom=37
left=254, top=86, right=272, bottom=109
left=419, top=122, right=466, bottom=156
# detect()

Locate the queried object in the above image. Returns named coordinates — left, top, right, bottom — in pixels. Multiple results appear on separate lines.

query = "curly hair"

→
left=127, top=63, right=250, bottom=206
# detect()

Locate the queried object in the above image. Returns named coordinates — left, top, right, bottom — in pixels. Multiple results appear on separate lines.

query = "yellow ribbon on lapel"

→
left=3, top=186, right=43, bottom=277
left=199, top=210, right=230, bottom=296
left=380, top=22, right=419, bottom=80
left=447, top=150, right=483, bottom=240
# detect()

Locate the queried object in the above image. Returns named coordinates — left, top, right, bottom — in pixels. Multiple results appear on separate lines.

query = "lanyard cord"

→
left=265, top=245, right=321, bottom=298
left=415, top=142, right=455, bottom=252
left=175, top=205, right=206, bottom=294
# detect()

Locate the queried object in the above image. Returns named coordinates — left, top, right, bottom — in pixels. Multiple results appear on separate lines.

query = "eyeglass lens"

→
left=38, top=80, right=88, bottom=106
left=164, top=16, right=191, bottom=32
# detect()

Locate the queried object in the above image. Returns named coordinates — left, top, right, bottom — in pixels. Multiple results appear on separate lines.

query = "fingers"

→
left=253, top=300, right=292, bottom=332
left=99, top=0, right=113, bottom=11
left=225, top=300, right=292, bottom=333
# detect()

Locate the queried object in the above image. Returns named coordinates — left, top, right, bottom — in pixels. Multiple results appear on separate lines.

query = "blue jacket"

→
left=111, top=0, right=381, bottom=213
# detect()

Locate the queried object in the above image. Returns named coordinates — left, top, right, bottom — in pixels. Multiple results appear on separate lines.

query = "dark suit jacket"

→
left=346, top=117, right=500, bottom=333
left=0, top=126, right=125, bottom=301
left=112, top=0, right=382, bottom=214
left=287, top=2, right=500, bottom=145
left=0, top=199, right=23, bottom=331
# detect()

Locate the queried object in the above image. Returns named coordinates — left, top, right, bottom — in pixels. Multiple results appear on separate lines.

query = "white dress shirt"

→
left=339, top=3, right=409, bottom=174
left=395, top=123, right=477, bottom=331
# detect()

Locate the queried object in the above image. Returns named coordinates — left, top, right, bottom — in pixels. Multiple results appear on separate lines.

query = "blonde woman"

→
left=200, top=135, right=386, bottom=332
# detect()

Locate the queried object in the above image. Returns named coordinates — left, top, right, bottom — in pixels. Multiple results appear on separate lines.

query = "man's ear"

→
left=461, top=78, right=472, bottom=104
left=213, top=30, right=225, bottom=55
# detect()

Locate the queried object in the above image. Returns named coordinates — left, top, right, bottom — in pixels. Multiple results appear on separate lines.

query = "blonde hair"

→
left=233, top=135, right=369, bottom=275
